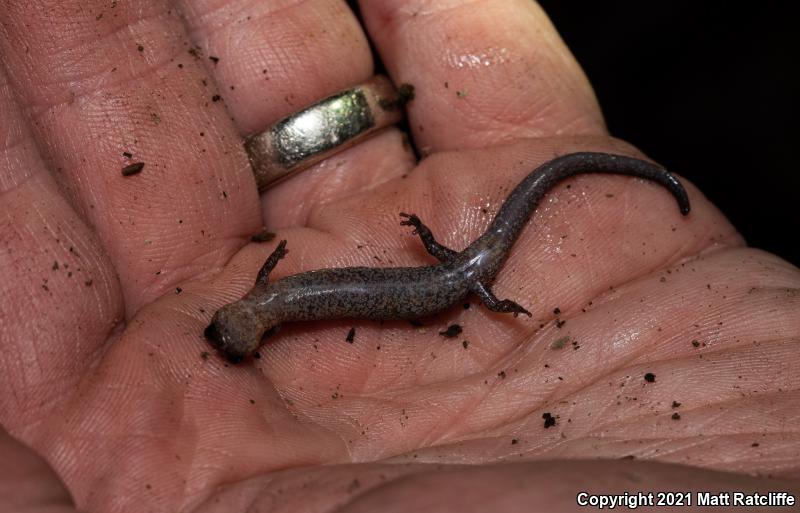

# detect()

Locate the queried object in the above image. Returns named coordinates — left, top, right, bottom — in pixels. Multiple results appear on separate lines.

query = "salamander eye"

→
left=203, top=314, right=240, bottom=361
left=204, top=320, right=241, bottom=361
left=204, top=322, right=221, bottom=347
left=204, top=320, right=245, bottom=363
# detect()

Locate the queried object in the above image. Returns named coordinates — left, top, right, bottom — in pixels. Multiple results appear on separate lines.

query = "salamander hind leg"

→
left=471, top=281, right=532, bottom=318
left=255, top=240, right=288, bottom=286
left=399, top=212, right=457, bottom=262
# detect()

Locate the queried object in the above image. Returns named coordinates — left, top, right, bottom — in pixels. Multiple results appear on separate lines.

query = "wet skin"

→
left=204, top=151, right=690, bottom=362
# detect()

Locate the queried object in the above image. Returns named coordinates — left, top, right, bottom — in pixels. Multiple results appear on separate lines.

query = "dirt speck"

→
left=439, top=324, right=462, bottom=338
left=251, top=229, right=275, bottom=243
left=122, top=162, right=145, bottom=176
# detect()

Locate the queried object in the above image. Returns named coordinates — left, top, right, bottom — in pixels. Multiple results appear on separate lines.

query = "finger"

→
left=0, top=428, right=79, bottom=513
left=360, top=0, right=607, bottom=154
left=179, top=0, right=371, bottom=135
left=0, top=1, right=261, bottom=315
left=178, top=0, right=416, bottom=227
left=0, top=67, right=123, bottom=436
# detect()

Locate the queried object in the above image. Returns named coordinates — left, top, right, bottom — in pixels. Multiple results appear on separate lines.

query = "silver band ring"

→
left=245, top=75, right=410, bottom=191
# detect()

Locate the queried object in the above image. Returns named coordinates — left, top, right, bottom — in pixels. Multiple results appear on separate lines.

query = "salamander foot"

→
left=399, top=212, right=457, bottom=262
left=472, top=281, right=532, bottom=318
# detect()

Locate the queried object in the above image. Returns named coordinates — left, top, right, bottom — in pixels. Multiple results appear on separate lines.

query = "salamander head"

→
left=204, top=299, right=280, bottom=363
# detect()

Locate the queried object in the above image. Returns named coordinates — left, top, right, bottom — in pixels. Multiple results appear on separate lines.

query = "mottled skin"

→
left=205, top=152, right=691, bottom=362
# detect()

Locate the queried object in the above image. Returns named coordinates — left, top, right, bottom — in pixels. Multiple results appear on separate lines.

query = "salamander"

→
left=204, top=152, right=690, bottom=362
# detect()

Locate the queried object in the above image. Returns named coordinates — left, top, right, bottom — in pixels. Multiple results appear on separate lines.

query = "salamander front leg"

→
left=399, top=212, right=457, bottom=262
left=255, top=240, right=288, bottom=287
left=471, top=281, right=532, bottom=318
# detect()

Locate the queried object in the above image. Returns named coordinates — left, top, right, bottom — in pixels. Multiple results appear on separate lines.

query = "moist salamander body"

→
left=205, top=151, right=691, bottom=362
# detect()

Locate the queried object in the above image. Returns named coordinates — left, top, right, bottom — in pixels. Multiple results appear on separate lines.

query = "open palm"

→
left=1, top=2, right=798, bottom=512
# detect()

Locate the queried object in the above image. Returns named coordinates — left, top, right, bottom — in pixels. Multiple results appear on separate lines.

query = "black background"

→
left=537, top=2, right=798, bottom=266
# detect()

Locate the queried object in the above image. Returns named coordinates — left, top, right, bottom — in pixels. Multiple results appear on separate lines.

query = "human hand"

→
left=1, top=1, right=798, bottom=512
